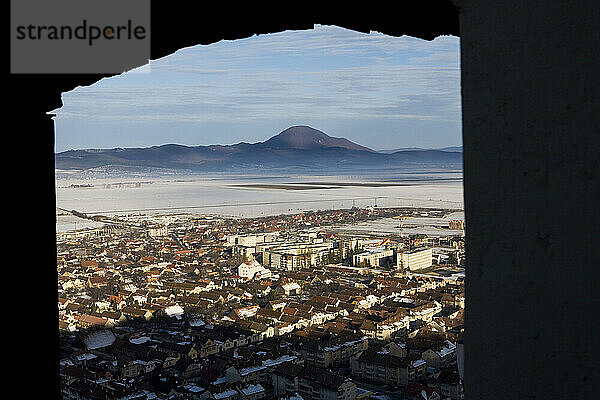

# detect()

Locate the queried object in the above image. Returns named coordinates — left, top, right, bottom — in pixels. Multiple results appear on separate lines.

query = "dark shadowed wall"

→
left=459, top=1, right=599, bottom=398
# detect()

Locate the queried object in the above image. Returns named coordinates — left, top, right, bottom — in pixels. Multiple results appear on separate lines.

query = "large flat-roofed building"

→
left=227, top=233, right=279, bottom=247
left=398, top=247, right=433, bottom=271
left=353, top=248, right=394, bottom=268
left=263, top=241, right=333, bottom=270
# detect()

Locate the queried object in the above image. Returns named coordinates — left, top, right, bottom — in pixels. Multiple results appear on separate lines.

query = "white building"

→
left=227, top=233, right=279, bottom=247
left=264, top=241, right=333, bottom=270
left=238, top=260, right=272, bottom=280
left=398, top=247, right=433, bottom=271
left=353, top=247, right=394, bottom=267
left=148, top=224, right=168, bottom=238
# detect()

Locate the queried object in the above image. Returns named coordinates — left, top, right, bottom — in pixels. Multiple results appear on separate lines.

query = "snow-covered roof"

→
left=82, top=329, right=116, bottom=350
left=213, top=388, right=239, bottom=399
left=412, top=359, right=426, bottom=368
left=282, top=282, right=301, bottom=290
left=238, top=259, right=262, bottom=269
left=164, top=304, right=184, bottom=317
left=239, top=365, right=266, bottom=376
left=241, top=384, right=265, bottom=396
left=283, top=393, right=304, bottom=400
left=183, top=384, right=205, bottom=393
left=129, top=336, right=151, bottom=345
left=262, top=354, right=297, bottom=367
left=436, top=340, right=457, bottom=357
left=189, top=318, right=205, bottom=327
left=212, top=377, right=227, bottom=385
left=75, top=352, right=97, bottom=361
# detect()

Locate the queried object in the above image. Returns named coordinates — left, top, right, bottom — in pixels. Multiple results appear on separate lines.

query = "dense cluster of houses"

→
left=58, top=207, right=464, bottom=400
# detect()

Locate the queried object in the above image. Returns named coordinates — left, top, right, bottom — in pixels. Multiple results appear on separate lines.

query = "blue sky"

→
left=51, top=25, right=461, bottom=152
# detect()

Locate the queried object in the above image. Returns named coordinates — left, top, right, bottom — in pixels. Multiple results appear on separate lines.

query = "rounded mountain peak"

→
left=261, top=126, right=374, bottom=152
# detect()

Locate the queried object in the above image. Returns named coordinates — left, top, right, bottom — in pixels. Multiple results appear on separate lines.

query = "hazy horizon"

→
left=54, top=124, right=462, bottom=153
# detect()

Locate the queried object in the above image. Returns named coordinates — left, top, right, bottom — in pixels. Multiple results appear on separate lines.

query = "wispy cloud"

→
left=53, top=25, right=461, bottom=151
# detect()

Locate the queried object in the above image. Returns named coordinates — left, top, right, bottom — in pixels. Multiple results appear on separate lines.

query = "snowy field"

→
left=55, top=173, right=463, bottom=233
left=330, top=212, right=465, bottom=237
left=56, top=212, right=107, bottom=232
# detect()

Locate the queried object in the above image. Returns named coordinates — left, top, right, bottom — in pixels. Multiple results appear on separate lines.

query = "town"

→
left=57, top=206, right=465, bottom=400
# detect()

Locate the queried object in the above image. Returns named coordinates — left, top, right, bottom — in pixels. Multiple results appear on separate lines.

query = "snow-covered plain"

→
left=55, top=173, right=463, bottom=232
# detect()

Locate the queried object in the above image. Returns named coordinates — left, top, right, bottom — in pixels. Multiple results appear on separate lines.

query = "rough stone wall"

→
left=459, top=1, right=600, bottom=398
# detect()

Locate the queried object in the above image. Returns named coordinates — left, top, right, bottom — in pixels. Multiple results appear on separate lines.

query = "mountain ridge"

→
left=55, top=126, right=462, bottom=172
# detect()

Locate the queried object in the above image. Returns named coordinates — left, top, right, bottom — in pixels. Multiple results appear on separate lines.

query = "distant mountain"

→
left=261, top=126, right=375, bottom=152
left=55, top=125, right=462, bottom=173
left=379, top=145, right=463, bottom=154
